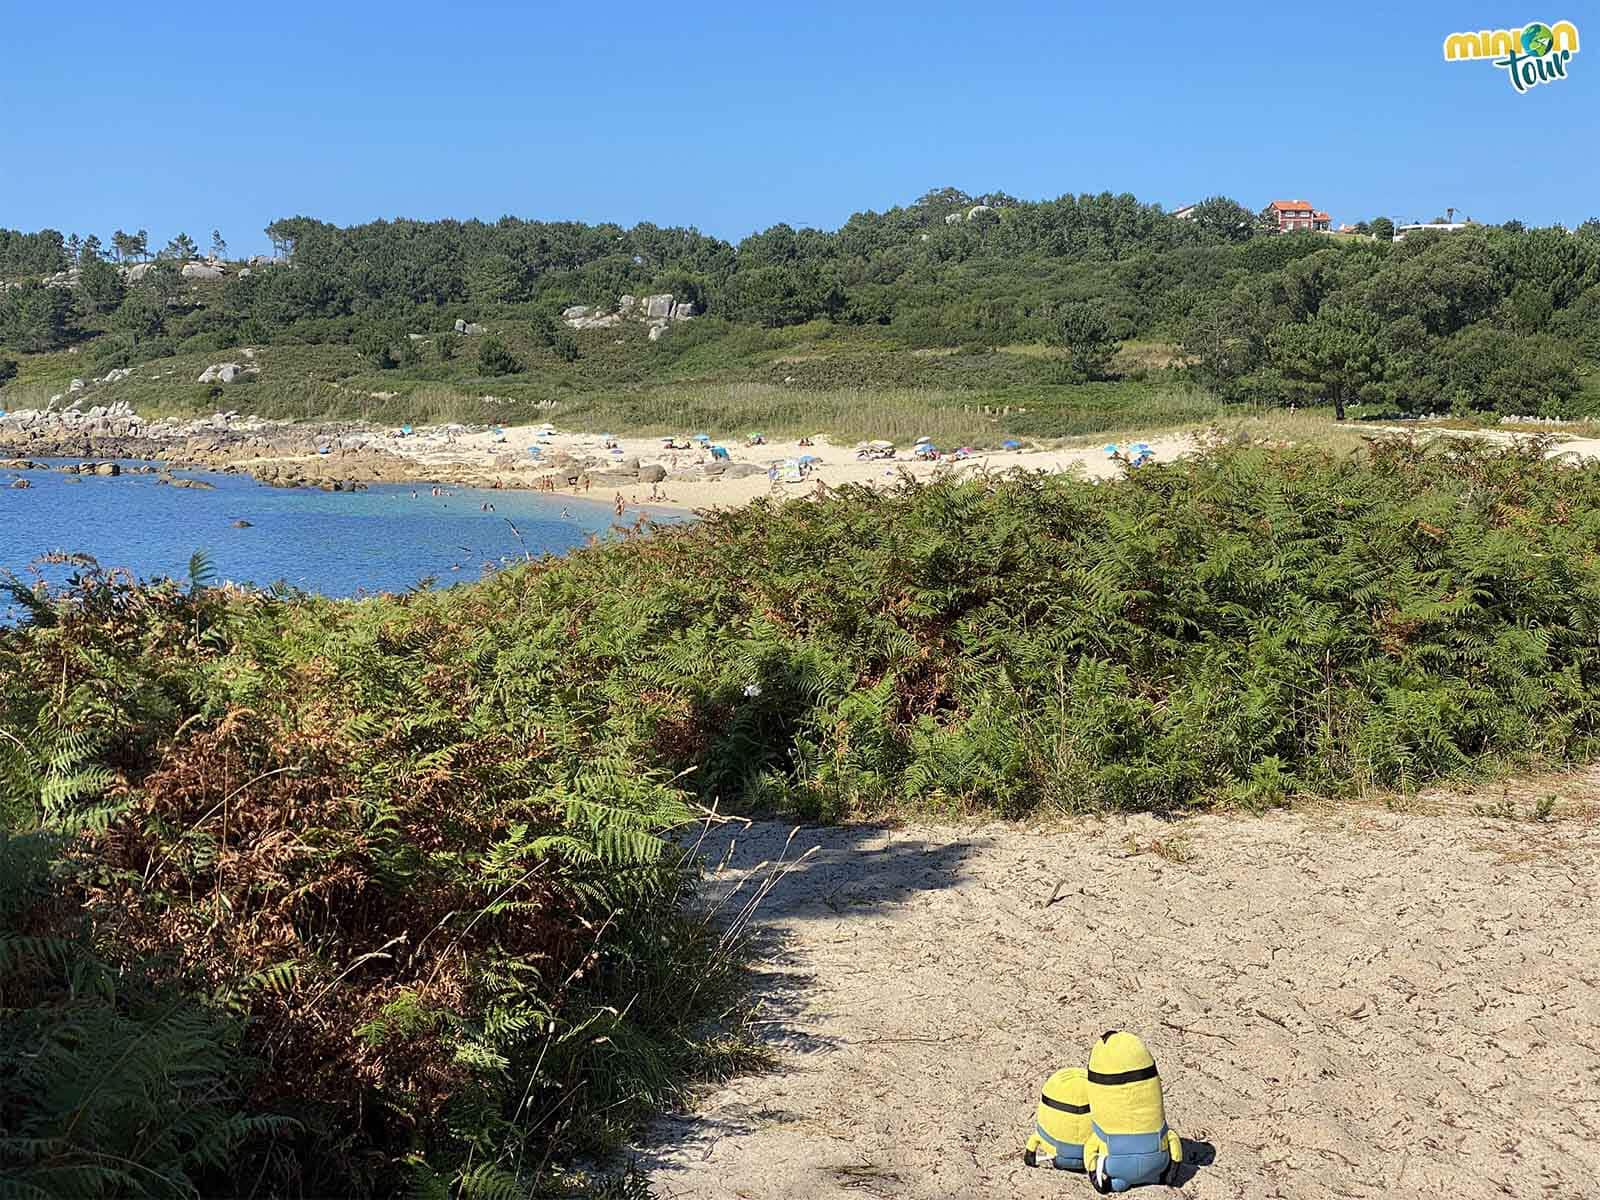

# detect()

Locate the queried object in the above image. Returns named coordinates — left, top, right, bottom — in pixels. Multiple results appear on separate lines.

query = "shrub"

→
left=1057, top=302, right=1119, bottom=381
left=0, top=563, right=754, bottom=1197
left=477, top=335, right=521, bottom=375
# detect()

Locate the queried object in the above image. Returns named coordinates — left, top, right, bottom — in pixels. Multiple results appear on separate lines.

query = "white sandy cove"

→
left=382, top=426, right=1202, bottom=512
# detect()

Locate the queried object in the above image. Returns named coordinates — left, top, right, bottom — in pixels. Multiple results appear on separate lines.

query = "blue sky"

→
left=3, top=2, right=1593, bottom=255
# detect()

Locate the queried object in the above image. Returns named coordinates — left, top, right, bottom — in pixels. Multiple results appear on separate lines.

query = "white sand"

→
left=381, top=427, right=1201, bottom=512
left=641, top=783, right=1600, bottom=1198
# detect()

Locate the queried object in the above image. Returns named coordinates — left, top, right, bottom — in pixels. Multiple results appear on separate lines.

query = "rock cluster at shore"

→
left=0, top=404, right=271, bottom=458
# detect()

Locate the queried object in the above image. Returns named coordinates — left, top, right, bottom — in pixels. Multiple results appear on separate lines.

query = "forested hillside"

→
left=3, top=188, right=1598, bottom=426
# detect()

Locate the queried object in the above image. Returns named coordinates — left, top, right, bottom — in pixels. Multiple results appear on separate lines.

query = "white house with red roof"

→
left=1267, top=200, right=1331, bottom=233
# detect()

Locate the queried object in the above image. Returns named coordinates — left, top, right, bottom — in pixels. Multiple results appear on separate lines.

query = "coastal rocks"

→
left=10, top=478, right=29, bottom=489
left=157, top=476, right=216, bottom=490
left=232, top=519, right=252, bottom=527
left=638, top=463, right=667, bottom=483
left=578, top=469, right=639, bottom=488
left=0, top=459, right=40, bottom=471
left=100, top=367, right=135, bottom=385
left=69, top=378, right=85, bottom=393
left=702, top=462, right=765, bottom=480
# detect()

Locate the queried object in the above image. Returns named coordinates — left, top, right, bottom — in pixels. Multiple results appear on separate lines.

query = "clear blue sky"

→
left=3, top=2, right=1593, bottom=255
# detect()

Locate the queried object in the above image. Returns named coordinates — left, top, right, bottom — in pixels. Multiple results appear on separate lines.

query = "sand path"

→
left=642, top=787, right=1600, bottom=1198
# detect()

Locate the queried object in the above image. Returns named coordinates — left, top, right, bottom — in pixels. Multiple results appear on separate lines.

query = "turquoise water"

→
left=0, top=461, right=658, bottom=610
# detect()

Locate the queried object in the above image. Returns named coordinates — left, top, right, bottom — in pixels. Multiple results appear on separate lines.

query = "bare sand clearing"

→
left=642, top=784, right=1600, bottom=1198
left=384, top=428, right=1201, bottom=512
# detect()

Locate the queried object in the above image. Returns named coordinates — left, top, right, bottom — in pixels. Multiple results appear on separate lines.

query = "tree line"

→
left=4, top=188, right=1599, bottom=417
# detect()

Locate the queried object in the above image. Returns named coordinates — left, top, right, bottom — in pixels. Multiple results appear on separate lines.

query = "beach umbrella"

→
left=694, top=433, right=712, bottom=443
left=915, top=435, right=933, bottom=445
left=799, top=454, right=820, bottom=464
left=400, top=424, right=414, bottom=436
left=1103, top=443, right=1118, bottom=457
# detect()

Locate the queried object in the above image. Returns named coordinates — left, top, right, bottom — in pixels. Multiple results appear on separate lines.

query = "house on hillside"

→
left=1267, top=200, right=1331, bottom=233
left=1393, top=222, right=1473, bottom=241
left=1172, top=203, right=1199, bottom=221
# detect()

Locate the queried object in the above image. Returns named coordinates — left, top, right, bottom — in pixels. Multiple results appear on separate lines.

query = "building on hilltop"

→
left=1392, top=221, right=1474, bottom=241
left=1171, top=203, right=1199, bottom=221
left=1267, top=200, right=1331, bottom=233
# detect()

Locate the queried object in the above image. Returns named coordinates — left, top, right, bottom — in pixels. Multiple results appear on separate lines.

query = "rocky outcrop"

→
left=565, top=291, right=695, bottom=336
left=197, top=362, right=251, bottom=384
left=182, top=262, right=225, bottom=281
left=453, top=319, right=486, bottom=335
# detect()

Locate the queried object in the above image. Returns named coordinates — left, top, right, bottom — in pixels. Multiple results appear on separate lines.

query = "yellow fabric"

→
left=1082, top=1129, right=1107, bottom=1173
left=1085, top=1031, right=1176, bottom=1153
left=1033, top=1067, right=1092, bottom=1150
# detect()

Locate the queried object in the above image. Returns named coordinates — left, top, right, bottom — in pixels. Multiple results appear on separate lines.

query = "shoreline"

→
left=10, top=414, right=1600, bottom=515
left=2, top=417, right=1202, bottom=512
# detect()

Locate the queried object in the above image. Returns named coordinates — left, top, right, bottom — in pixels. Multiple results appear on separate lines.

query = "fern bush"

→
left=6, top=436, right=1600, bottom=1194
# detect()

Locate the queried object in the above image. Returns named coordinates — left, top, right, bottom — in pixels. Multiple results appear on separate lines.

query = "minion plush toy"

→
left=1082, top=1030, right=1182, bottom=1192
left=1022, top=1067, right=1091, bottom=1171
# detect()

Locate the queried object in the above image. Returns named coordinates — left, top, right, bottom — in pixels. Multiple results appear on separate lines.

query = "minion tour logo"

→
left=1444, top=20, right=1579, bottom=92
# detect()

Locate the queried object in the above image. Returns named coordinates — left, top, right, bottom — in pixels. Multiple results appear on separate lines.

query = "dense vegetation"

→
left=7, top=438, right=1600, bottom=1195
left=3, top=189, right=1597, bottom=431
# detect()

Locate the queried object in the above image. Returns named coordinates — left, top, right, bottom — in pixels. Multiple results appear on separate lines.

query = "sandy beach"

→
left=369, top=426, right=1203, bottom=512
left=643, top=779, right=1600, bottom=1199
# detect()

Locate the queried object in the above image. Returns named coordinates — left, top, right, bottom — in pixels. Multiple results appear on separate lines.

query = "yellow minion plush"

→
left=1022, top=1067, right=1090, bottom=1171
left=1082, top=1031, right=1181, bottom=1192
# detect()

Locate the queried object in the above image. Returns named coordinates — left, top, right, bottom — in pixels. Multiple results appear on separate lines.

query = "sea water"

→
left=0, top=461, right=667, bottom=614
